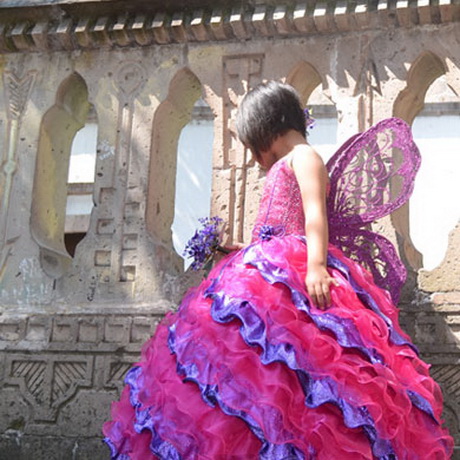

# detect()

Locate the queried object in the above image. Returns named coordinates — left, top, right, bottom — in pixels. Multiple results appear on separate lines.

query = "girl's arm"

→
left=291, top=146, right=338, bottom=309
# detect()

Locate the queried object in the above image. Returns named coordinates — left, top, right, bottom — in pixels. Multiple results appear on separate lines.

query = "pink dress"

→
left=103, top=158, right=453, bottom=459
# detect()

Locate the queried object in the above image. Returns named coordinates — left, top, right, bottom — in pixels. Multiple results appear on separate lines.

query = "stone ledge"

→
left=433, top=292, right=460, bottom=305
left=0, top=312, right=164, bottom=351
left=0, top=433, right=108, bottom=460
left=0, top=0, right=459, bottom=53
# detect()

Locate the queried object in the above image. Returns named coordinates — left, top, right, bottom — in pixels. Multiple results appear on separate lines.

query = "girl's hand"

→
left=306, top=264, right=339, bottom=310
left=222, top=242, right=245, bottom=252
left=214, top=242, right=245, bottom=263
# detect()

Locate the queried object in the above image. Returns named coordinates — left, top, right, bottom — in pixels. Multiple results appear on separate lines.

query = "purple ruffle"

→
left=108, top=366, right=185, bottom=460
left=242, top=244, right=384, bottom=365
left=325, top=253, right=439, bottom=422
left=244, top=242, right=437, bottom=423
left=407, top=389, right=437, bottom=422
left=204, top=287, right=395, bottom=458
left=325, top=253, right=437, bottom=423
left=325, top=250, right=418, bottom=354
left=245, top=242, right=438, bottom=423
left=106, top=235, right=438, bottom=459
left=103, top=436, right=131, bottom=460
left=168, top=326, right=306, bottom=460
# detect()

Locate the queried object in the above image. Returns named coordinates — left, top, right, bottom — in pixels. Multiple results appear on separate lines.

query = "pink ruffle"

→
left=103, top=236, right=453, bottom=459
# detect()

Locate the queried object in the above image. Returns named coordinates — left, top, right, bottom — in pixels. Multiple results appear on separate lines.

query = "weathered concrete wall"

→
left=0, top=1, right=459, bottom=458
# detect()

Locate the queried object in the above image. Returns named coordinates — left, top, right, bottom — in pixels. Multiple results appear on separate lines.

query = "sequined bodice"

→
left=252, top=159, right=305, bottom=241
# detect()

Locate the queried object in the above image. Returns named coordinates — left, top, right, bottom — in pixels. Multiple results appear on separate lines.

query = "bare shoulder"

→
left=289, top=144, right=326, bottom=178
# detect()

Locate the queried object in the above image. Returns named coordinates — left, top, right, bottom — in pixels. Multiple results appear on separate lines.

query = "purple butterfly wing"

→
left=329, top=229, right=407, bottom=304
left=326, top=118, right=421, bottom=303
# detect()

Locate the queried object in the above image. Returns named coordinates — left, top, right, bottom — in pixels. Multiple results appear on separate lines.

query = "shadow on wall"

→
left=30, top=72, right=93, bottom=279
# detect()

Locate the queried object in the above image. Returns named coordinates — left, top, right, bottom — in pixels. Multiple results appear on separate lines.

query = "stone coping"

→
left=0, top=0, right=459, bottom=53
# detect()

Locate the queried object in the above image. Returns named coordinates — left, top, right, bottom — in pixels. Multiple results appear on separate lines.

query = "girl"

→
left=104, top=81, right=453, bottom=459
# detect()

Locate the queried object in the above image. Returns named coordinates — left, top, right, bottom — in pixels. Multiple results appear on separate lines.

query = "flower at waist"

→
left=258, top=224, right=285, bottom=241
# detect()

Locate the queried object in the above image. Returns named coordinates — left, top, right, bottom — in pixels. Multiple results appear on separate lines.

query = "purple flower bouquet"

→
left=183, top=217, right=229, bottom=272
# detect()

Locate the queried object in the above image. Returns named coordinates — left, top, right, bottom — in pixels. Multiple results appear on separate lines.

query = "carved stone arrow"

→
left=0, top=69, right=37, bottom=279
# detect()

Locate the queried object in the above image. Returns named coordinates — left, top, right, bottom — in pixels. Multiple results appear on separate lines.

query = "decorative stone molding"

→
left=220, top=53, right=264, bottom=244
left=4, top=353, right=93, bottom=422
left=0, top=313, right=163, bottom=351
left=1, top=1, right=460, bottom=53
left=0, top=309, right=161, bottom=442
left=0, top=68, right=36, bottom=280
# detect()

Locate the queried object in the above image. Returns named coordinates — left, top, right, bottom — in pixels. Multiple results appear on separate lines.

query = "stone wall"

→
left=0, top=1, right=459, bottom=458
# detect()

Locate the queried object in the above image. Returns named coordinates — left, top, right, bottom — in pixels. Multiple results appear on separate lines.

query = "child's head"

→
left=236, top=81, right=306, bottom=161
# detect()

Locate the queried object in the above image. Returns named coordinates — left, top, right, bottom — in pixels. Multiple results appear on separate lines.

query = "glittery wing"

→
left=328, top=229, right=407, bottom=304
left=326, top=118, right=421, bottom=303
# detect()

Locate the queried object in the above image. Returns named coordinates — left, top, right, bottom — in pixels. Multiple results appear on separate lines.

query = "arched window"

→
left=305, top=84, right=338, bottom=163
left=286, top=61, right=338, bottom=163
left=411, top=76, right=460, bottom=270
left=64, top=104, right=98, bottom=257
left=392, top=51, right=448, bottom=273
left=172, top=99, right=214, bottom=269
left=146, top=68, right=210, bottom=272
left=31, top=73, right=94, bottom=278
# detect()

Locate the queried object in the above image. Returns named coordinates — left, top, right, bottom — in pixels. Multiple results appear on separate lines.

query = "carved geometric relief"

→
left=0, top=317, right=26, bottom=342
left=3, top=69, right=37, bottom=121
left=415, top=320, right=438, bottom=345
left=97, top=219, right=115, bottom=235
left=353, top=45, right=382, bottom=131
left=0, top=314, right=161, bottom=348
left=115, top=62, right=147, bottom=101
left=0, top=69, right=37, bottom=278
left=431, top=365, right=460, bottom=399
left=11, top=360, right=47, bottom=405
left=95, top=250, right=111, bottom=267
left=78, top=320, right=101, bottom=343
left=51, top=361, right=88, bottom=404
left=90, top=62, right=147, bottom=286
left=431, top=364, right=460, bottom=443
left=106, top=361, right=132, bottom=384
left=222, top=54, right=264, bottom=167
left=5, top=354, right=93, bottom=422
left=103, top=357, right=138, bottom=394
left=222, top=54, right=264, bottom=244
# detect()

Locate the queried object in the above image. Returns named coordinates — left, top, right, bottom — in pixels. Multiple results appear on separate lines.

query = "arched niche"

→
left=392, top=52, right=447, bottom=273
left=31, top=72, right=91, bottom=279
left=410, top=75, right=460, bottom=273
left=394, top=51, right=447, bottom=125
left=172, top=98, right=214, bottom=270
left=65, top=104, right=98, bottom=257
left=146, top=68, right=203, bottom=265
left=286, top=61, right=338, bottom=162
left=286, top=61, right=323, bottom=106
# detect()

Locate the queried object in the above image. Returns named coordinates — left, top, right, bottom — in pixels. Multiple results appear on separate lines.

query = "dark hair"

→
left=236, top=81, right=306, bottom=159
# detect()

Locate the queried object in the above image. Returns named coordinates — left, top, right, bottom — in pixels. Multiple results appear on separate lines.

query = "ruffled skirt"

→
left=103, top=236, right=453, bottom=459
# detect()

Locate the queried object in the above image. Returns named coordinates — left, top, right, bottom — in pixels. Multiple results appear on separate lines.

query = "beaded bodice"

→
left=252, top=159, right=305, bottom=241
